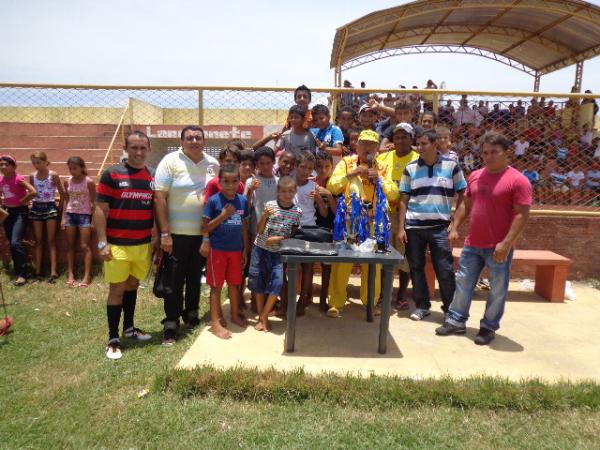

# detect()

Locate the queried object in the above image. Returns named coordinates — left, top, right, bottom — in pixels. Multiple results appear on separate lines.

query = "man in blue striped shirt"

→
left=398, top=127, right=467, bottom=321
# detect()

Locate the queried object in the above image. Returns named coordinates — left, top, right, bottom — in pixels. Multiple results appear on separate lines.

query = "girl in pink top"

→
left=62, top=156, right=96, bottom=288
left=0, top=155, right=37, bottom=286
left=29, top=151, right=66, bottom=283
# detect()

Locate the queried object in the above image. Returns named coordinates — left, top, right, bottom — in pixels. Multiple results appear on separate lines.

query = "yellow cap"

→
left=358, top=129, right=380, bottom=143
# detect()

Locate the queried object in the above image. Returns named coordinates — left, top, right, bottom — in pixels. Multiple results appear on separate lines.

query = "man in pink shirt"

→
left=436, top=132, right=532, bottom=345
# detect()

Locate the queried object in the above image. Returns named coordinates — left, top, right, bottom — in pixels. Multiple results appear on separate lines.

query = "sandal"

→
left=66, top=279, right=76, bottom=286
left=395, top=300, right=410, bottom=311
left=13, top=278, right=26, bottom=287
left=0, top=316, right=13, bottom=336
left=47, top=275, right=58, bottom=284
left=78, top=282, right=89, bottom=288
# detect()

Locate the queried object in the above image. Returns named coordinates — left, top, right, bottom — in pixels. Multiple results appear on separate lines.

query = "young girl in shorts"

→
left=29, top=151, right=65, bottom=283
left=62, top=157, right=95, bottom=287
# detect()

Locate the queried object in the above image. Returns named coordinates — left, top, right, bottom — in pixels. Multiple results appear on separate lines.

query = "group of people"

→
left=0, top=153, right=97, bottom=288
left=5, top=82, right=578, bottom=360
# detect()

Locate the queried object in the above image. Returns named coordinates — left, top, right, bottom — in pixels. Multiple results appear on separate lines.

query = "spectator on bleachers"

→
left=513, top=134, right=529, bottom=159
left=358, top=81, right=369, bottom=106
left=341, top=80, right=354, bottom=107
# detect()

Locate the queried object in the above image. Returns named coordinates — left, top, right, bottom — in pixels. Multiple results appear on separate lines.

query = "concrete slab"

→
left=177, top=279, right=600, bottom=382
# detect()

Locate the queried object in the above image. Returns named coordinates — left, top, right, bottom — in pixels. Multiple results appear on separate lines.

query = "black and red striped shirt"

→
left=96, top=162, right=154, bottom=246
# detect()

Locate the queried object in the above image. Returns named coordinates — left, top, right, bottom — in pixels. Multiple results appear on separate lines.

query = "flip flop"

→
left=66, top=279, right=75, bottom=286
left=0, top=316, right=13, bottom=336
left=78, top=282, right=89, bottom=288
left=13, top=279, right=26, bottom=287
left=47, top=275, right=58, bottom=284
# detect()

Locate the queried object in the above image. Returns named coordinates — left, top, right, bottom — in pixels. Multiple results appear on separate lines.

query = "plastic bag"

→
left=565, top=281, right=576, bottom=301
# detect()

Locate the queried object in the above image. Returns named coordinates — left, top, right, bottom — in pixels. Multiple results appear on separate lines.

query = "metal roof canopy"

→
left=330, top=0, right=600, bottom=91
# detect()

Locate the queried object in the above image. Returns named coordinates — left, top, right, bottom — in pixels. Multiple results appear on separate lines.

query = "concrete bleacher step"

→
left=0, top=135, right=114, bottom=149
left=5, top=148, right=109, bottom=164
left=0, top=123, right=118, bottom=136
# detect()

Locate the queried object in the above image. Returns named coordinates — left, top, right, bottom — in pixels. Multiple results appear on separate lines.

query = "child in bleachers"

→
left=63, top=156, right=95, bottom=288
left=29, top=151, right=65, bottom=283
left=249, top=176, right=301, bottom=332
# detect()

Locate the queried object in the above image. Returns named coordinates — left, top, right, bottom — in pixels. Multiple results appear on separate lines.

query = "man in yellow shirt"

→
left=326, top=130, right=399, bottom=317
left=376, top=123, right=419, bottom=310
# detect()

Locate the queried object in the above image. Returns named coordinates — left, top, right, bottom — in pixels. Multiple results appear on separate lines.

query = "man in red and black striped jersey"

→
left=95, top=131, right=157, bottom=360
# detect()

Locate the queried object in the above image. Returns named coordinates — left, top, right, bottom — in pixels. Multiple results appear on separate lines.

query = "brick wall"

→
left=455, top=215, right=600, bottom=280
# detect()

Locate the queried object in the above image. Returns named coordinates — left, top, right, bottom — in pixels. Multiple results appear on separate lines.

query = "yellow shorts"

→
left=104, top=243, right=152, bottom=284
left=389, top=211, right=409, bottom=273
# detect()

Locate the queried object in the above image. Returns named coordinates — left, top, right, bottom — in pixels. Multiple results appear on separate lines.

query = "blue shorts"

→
left=248, top=246, right=283, bottom=296
left=64, top=212, right=92, bottom=228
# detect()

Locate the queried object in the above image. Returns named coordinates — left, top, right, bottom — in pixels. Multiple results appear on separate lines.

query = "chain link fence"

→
left=0, top=84, right=598, bottom=212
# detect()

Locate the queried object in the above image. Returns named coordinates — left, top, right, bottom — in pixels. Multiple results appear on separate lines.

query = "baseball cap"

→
left=358, top=129, right=380, bottom=143
left=358, top=104, right=373, bottom=114
left=393, top=122, right=414, bottom=137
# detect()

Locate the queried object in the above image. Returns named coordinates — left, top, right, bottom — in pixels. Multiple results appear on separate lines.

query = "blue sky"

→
left=1, top=0, right=599, bottom=94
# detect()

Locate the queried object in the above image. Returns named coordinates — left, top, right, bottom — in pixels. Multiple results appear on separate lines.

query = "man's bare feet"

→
left=210, top=322, right=232, bottom=339
left=254, top=320, right=271, bottom=332
left=219, top=316, right=227, bottom=328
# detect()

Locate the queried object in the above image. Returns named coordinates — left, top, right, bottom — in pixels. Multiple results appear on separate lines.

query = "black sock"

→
left=107, top=304, right=123, bottom=341
left=122, top=290, right=137, bottom=332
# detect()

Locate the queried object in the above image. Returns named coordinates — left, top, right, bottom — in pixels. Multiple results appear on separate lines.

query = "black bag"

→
left=153, top=253, right=178, bottom=299
left=291, top=226, right=333, bottom=243
left=279, top=238, right=338, bottom=256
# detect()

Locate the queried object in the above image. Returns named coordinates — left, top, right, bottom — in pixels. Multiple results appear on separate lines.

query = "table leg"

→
left=284, top=262, right=299, bottom=352
left=366, top=263, right=375, bottom=322
left=378, top=264, right=393, bottom=354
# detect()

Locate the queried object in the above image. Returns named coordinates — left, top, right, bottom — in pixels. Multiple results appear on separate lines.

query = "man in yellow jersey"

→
left=326, top=130, right=398, bottom=317
left=376, top=123, right=419, bottom=310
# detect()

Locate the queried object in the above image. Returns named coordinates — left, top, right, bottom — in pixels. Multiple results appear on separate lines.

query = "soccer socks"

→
left=122, top=290, right=138, bottom=332
left=107, top=304, right=123, bottom=341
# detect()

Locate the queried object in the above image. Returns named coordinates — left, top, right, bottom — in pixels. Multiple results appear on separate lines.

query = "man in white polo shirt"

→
left=154, top=125, right=219, bottom=346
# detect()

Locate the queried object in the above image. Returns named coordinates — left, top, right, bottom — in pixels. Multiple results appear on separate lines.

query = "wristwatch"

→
left=97, top=241, right=108, bottom=250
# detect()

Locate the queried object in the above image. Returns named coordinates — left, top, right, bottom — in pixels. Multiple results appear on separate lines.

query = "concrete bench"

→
left=425, top=248, right=572, bottom=302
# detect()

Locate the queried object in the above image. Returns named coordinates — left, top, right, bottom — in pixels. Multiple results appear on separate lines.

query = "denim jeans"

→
left=3, top=206, right=29, bottom=278
left=405, top=226, right=455, bottom=312
left=447, top=246, right=514, bottom=331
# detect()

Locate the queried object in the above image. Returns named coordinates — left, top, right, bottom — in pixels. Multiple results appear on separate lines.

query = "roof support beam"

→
left=500, top=5, right=585, bottom=55
left=419, top=4, right=457, bottom=45
left=341, top=45, right=537, bottom=76
left=461, top=0, right=522, bottom=46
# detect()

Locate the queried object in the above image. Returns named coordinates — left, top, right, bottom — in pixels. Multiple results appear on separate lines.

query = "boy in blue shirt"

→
left=310, top=104, right=344, bottom=161
left=201, top=164, right=250, bottom=339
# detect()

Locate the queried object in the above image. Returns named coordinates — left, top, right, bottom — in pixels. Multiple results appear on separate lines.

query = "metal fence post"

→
left=198, top=89, right=204, bottom=126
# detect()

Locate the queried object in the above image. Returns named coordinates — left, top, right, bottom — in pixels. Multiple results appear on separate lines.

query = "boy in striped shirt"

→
left=398, top=127, right=467, bottom=321
left=248, top=176, right=301, bottom=332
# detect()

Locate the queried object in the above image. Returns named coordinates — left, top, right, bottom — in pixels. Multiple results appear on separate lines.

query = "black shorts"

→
left=29, top=202, right=59, bottom=221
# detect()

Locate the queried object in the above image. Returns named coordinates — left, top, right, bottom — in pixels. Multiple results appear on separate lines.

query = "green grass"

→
left=2, top=272, right=600, bottom=449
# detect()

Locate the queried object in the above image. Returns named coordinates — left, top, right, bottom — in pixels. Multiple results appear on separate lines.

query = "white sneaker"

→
left=105, top=340, right=122, bottom=360
left=327, top=307, right=341, bottom=318
left=410, top=308, right=431, bottom=321
left=124, top=327, right=152, bottom=341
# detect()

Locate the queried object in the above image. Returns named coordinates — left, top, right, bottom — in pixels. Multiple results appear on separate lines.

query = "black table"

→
left=280, top=246, right=403, bottom=354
